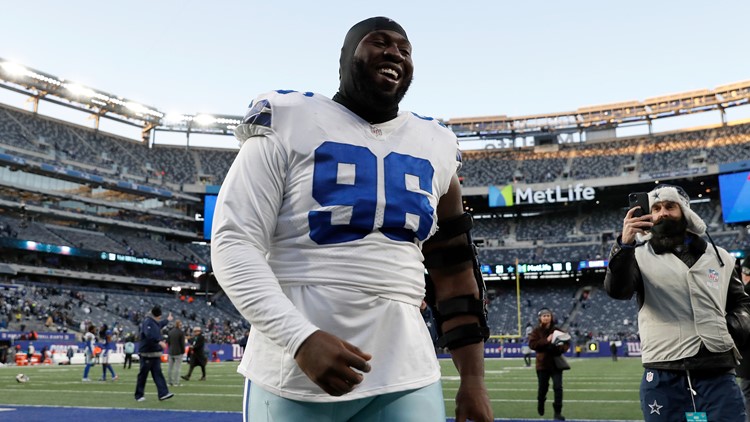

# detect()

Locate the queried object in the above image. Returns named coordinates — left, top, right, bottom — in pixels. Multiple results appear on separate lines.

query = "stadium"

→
left=0, top=55, right=749, bottom=422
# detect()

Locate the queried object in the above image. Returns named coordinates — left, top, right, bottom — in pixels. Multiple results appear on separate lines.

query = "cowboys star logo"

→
left=648, top=400, right=663, bottom=415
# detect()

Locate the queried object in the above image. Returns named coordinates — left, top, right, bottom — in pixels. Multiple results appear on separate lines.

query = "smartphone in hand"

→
left=628, top=192, right=650, bottom=218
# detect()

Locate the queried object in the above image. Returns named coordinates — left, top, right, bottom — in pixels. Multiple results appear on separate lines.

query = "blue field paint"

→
left=0, top=405, right=242, bottom=422
left=0, top=406, right=640, bottom=422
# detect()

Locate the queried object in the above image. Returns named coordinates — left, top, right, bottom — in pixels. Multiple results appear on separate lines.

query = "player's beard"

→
left=650, top=216, right=687, bottom=253
left=351, top=58, right=412, bottom=112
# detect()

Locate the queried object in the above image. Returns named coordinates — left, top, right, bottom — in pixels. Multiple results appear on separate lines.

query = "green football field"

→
left=0, top=357, right=647, bottom=420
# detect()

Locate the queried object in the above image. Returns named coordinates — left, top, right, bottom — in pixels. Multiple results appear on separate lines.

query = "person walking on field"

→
left=100, top=330, right=118, bottom=381
left=529, top=308, right=570, bottom=421
left=182, top=326, right=206, bottom=381
left=134, top=306, right=174, bottom=402
left=167, top=320, right=186, bottom=386
left=123, top=336, right=135, bottom=369
left=81, top=324, right=96, bottom=382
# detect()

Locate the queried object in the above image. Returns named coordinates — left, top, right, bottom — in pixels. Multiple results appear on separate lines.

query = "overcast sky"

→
left=1, top=1, right=749, bottom=147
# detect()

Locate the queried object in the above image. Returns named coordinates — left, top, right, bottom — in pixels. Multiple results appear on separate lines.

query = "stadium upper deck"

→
left=0, top=58, right=748, bottom=297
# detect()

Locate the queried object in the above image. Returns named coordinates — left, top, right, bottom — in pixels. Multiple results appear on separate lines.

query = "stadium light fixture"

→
left=194, top=114, right=216, bottom=126
left=214, top=117, right=242, bottom=125
left=164, top=113, right=189, bottom=124
left=65, top=83, right=96, bottom=99
left=0, top=61, right=28, bottom=77
left=27, top=71, right=62, bottom=86
left=125, top=102, right=164, bottom=119
left=126, top=101, right=149, bottom=114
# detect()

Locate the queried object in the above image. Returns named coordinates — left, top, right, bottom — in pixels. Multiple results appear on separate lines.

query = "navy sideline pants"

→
left=134, top=356, right=169, bottom=399
left=640, top=368, right=745, bottom=422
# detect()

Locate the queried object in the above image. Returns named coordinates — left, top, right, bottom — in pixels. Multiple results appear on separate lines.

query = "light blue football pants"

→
left=243, top=379, right=445, bottom=422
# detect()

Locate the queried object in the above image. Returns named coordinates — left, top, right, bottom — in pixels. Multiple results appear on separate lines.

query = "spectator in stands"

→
left=123, top=336, right=135, bottom=370
left=100, top=330, right=118, bottom=381
left=738, top=257, right=750, bottom=422
left=181, top=326, right=206, bottom=381
left=210, top=16, right=491, bottom=422
left=82, top=325, right=96, bottom=382
left=604, top=184, right=750, bottom=421
left=529, top=308, right=569, bottom=421
left=134, top=305, right=174, bottom=402
left=166, top=320, right=186, bottom=386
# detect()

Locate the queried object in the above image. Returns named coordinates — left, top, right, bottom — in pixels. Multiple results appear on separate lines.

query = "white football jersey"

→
left=212, top=90, right=460, bottom=402
left=83, top=331, right=96, bottom=357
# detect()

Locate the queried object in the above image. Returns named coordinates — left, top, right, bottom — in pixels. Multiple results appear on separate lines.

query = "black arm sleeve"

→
left=603, top=236, right=643, bottom=304
left=725, top=268, right=750, bottom=349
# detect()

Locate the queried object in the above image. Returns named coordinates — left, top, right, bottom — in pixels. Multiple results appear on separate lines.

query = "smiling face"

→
left=350, top=30, right=413, bottom=109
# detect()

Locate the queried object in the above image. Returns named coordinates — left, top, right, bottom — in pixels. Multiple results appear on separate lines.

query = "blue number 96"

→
left=309, top=141, right=435, bottom=245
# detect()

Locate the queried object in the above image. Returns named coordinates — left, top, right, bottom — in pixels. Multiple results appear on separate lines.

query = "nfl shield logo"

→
left=646, top=371, right=654, bottom=382
left=707, top=269, right=720, bottom=289
left=708, top=269, right=719, bottom=282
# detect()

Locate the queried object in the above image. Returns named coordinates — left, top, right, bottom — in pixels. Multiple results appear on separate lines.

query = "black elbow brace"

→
left=423, top=213, right=490, bottom=350
left=434, top=295, right=490, bottom=350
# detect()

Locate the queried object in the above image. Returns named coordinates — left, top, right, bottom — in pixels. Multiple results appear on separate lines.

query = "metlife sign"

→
left=489, top=183, right=595, bottom=207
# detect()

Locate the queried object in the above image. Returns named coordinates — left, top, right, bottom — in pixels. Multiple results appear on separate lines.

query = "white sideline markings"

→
left=0, top=387, right=242, bottom=397
left=443, top=397, right=640, bottom=404
left=0, top=403, right=240, bottom=413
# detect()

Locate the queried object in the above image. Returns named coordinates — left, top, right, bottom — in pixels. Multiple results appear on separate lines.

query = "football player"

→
left=81, top=324, right=96, bottom=382
left=212, top=17, right=492, bottom=422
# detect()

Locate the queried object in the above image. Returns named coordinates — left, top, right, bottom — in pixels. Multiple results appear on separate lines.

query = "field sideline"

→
left=1, top=357, right=647, bottom=420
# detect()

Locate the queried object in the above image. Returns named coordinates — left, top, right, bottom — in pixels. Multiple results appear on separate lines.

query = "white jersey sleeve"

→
left=211, top=92, right=319, bottom=357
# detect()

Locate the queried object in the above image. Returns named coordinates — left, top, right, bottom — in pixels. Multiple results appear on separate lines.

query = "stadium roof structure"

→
left=447, top=81, right=750, bottom=139
left=1, top=57, right=750, bottom=143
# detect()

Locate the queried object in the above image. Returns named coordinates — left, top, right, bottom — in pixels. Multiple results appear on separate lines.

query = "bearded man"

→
left=605, top=184, right=750, bottom=422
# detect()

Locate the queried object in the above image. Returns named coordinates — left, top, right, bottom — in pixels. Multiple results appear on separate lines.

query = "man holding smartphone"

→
left=604, top=184, right=750, bottom=421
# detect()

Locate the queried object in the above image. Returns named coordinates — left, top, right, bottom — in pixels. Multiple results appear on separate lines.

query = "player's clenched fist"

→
left=295, top=330, right=372, bottom=396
